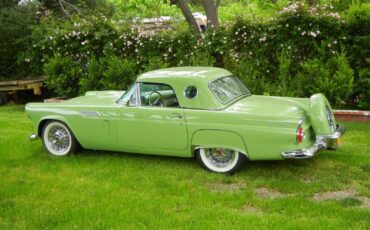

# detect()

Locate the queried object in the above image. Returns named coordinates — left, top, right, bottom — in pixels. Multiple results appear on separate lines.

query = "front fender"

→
left=36, top=115, right=71, bottom=136
left=191, top=129, right=249, bottom=158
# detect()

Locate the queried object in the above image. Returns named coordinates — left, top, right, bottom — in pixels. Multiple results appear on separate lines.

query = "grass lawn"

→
left=0, top=105, right=369, bottom=229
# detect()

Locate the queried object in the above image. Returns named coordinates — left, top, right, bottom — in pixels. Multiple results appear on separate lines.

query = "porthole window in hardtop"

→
left=184, top=85, right=197, bottom=99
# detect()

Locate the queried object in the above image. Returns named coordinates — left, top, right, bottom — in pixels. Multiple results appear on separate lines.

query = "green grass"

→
left=0, top=105, right=369, bottom=229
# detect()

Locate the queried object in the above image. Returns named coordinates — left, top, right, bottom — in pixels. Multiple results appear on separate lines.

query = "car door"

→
left=117, top=82, right=188, bottom=151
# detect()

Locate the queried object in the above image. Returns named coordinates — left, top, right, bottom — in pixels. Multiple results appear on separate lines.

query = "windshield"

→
left=209, top=76, right=250, bottom=104
left=117, top=83, right=136, bottom=104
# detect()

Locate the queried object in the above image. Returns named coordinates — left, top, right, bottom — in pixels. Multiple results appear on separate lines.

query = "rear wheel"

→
left=42, top=121, right=78, bottom=156
left=195, top=147, right=246, bottom=174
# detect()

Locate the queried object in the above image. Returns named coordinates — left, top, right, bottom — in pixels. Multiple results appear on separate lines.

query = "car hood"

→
left=227, top=95, right=310, bottom=120
left=62, top=91, right=125, bottom=106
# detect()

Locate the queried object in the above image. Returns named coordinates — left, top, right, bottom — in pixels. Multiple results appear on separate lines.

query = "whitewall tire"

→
left=195, top=147, right=246, bottom=174
left=42, top=121, right=77, bottom=156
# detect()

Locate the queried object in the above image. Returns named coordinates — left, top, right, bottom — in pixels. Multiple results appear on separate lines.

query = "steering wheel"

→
left=148, top=91, right=164, bottom=106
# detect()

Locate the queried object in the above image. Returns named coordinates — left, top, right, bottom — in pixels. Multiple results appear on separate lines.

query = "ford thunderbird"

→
left=26, top=67, right=345, bottom=174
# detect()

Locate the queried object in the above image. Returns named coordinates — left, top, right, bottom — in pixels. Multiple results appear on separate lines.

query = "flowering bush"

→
left=21, top=2, right=370, bottom=108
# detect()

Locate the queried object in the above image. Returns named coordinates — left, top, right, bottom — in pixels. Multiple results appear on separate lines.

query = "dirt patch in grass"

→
left=240, top=204, right=263, bottom=215
left=205, top=182, right=245, bottom=192
left=255, top=187, right=286, bottom=199
left=313, top=189, right=370, bottom=209
left=313, top=189, right=356, bottom=201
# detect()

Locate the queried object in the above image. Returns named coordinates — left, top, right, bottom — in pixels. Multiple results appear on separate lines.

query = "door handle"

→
left=169, top=113, right=183, bottom=119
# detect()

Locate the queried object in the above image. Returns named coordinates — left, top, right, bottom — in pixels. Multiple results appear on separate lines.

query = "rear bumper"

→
left=281, top=125, right=346, bottom=159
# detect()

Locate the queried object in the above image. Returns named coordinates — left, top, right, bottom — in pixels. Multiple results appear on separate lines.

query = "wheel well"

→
left=38, top=119, right=82, bottom=149
left=38, top=119, right=69, bottom=137
left=38, top=119, right=52, bottom=137
left=192, top=146, right=249, bottom=160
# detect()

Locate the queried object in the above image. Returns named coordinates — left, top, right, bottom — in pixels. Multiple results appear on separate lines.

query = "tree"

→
left=170, top=0, right=223, bottom=66
left=170, top=0, right=221, bottom=35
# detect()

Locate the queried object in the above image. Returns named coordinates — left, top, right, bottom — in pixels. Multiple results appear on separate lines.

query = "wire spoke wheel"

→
left=42, top=121, right=76, bottom=156
left=196, top=147, right=245, bottom=174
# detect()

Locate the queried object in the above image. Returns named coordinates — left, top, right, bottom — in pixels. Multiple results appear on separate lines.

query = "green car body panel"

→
left=26, top=67, right=344, bottom=160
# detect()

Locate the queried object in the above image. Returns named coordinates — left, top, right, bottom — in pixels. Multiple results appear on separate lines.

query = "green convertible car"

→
left=26, top=67, right=345, bottom=174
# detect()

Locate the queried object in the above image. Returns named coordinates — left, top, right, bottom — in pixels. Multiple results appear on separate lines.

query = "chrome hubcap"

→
left=48, top=126, right=70, bottom=153
left=204, top=148, right=236, bottom=168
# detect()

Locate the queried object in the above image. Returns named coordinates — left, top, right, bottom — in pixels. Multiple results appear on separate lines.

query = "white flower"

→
left=235, top=32, right=239, bottom=35
left=333, top=40, right=337, bottom=44
left=310, top=32, right=317, bottom=37
left=249, top=51, right=253, bottom=55
left=259, top=36, right=267, bottom=42
left=298, top=27, right=301, bottom=31
left=286, top=24, right=289, bottom=27
left=288, top=46, right=291, bottom=49
left=208, top=41, right=211, bottom=45
left=328, top=44, right=331, bottom=47
left=301, top=31, right=306, bottom=36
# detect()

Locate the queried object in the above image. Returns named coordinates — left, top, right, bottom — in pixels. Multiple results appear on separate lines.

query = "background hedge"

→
left=1, top=1, right=369, bottom=109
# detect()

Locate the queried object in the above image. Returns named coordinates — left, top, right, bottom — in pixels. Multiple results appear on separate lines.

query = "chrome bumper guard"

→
left=282, top=125, right=346, bottom=159
left=29, top=134, right=39, bottom=140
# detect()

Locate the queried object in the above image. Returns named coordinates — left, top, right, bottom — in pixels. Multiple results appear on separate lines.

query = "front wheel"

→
left=195, top=148, right=246, bottom=174
left=42, top=121, right=78, bottom=156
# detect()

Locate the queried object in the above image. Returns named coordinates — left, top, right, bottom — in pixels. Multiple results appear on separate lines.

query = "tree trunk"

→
left=201, top=0, right=223, bottom=67
left=171, top=0, right=201, bottom=35
left=201, top=0, right=219, bottom=29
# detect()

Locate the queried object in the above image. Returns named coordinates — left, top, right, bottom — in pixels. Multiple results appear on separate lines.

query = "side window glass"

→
left=140, top=83, right=179, bottom=107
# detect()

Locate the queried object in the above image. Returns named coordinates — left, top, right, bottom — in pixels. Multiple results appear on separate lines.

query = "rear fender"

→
left=310, top=93, right=336, bottom=135
left=191, top=130, right=249, bottom=158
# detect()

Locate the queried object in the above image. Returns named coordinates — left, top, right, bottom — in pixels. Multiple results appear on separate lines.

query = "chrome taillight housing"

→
left=296, top=118, right=305, bottom=144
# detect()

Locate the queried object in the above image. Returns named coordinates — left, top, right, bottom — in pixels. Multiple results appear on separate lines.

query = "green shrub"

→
left=19, top=2, right=369, bottom=109
left=80, top=56, right=137, bottom=93
left=44, top=55, right=81, bottom=97
left=297, top=53, right=354, bottom=107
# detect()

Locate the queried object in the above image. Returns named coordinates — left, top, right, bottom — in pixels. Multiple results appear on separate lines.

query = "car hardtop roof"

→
left=137, top=67, right=233, bottom=83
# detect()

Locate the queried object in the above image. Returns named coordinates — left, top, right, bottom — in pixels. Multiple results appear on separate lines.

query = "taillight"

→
left=296, top=118, right=305, bottom=143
